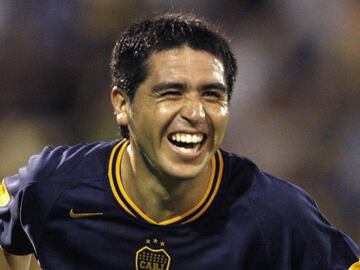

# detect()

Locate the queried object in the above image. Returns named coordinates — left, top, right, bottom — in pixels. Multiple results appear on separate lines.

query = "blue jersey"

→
left=1, top=139, right=359, bottom=269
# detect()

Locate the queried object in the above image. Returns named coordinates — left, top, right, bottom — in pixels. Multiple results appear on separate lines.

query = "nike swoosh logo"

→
left=69, top=208, right=103, bottom=219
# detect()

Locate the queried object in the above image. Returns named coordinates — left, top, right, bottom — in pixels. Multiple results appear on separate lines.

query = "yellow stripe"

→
left=116, top=147, right=221, bottom=225
left=107, top=139, right=135, bottom=217
left=0, top=178, right=11, bottom=207
left=184, top=149, right=224, bottom=224
left=115, top=142, right=158, bottom=224
left=158, top=154, right=217, bottom=225
left=349, top=260, right=360, bottom=270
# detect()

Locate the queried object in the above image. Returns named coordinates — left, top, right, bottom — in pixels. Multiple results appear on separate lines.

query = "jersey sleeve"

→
left=258, top=181, right=360, bottom=270
left=0, top=142, right=110, bottom=256
left=292, top=194, right=360, bottom=269
left=0, top=146, right=55, bottom=255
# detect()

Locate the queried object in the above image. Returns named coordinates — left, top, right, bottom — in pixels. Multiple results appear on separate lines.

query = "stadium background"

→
left=0, top=1, right=359, bottom=268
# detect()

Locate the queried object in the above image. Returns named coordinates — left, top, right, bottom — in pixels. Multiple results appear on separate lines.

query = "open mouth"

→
left=167, top=132, right=206, bottom=151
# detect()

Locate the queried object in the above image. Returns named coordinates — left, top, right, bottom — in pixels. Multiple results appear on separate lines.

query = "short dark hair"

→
left=110, top=13, right=237, bottom=138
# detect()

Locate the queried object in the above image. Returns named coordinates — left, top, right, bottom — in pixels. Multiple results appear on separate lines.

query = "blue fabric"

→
left=1, top=140, right=359, bottom=269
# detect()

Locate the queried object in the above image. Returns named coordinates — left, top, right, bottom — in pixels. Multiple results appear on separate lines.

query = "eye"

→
left=203, top=90, right=224, bottom=100
left=160, top=90, right=182, bottom=97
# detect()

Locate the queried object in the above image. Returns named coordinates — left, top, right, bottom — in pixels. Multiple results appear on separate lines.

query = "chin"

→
left=161, top=162, right=208, bottom=181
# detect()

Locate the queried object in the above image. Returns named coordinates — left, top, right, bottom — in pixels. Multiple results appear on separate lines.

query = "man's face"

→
left=119, top=46, right=229, bottom=180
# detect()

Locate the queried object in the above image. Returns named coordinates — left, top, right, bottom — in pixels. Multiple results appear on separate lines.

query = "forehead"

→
left=145, top=46, right=225, bottom=83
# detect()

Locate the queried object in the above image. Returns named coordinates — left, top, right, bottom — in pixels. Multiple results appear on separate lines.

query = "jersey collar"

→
left=108, top=139, right=224, bottom=226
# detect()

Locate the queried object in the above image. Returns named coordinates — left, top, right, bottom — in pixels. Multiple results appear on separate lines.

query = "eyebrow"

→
left=152, top=82, right=227, bottom=93
left=152, top=82, right=187, bottom=92
left=201, top=83, right=227, bottom=92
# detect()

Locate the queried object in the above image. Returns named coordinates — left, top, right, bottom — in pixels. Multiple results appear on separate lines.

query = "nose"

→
left=180, top=96, right=206, bottom=125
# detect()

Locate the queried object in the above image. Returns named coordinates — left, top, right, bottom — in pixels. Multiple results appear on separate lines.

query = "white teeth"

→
left=177, top=146, right=195, bottom=153
left=170, top=133, right=204, bottom=143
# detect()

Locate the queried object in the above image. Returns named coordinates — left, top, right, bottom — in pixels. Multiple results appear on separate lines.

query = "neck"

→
left=121, top=144, right=211, bottom=223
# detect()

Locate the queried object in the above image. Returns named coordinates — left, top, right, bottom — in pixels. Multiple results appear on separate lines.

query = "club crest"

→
left=136, top=239, right=171, bottom=270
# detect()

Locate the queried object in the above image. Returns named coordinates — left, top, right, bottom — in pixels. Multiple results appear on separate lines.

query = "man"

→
left=1, top=13, right=359, bottom=270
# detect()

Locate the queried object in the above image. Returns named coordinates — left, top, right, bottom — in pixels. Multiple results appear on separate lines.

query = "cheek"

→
left=156, top=102, right=184, bottom=124
left=218, top=106, right=229, bottom=119
left=212, top=107, right=230, bottom=137
left=158, top=103, right=172, bottom=115
left=134, top=102, right=180, bottom=139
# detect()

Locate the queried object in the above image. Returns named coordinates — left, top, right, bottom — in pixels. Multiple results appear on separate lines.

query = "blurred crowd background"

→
left=1, top=0, right=359, bottom=253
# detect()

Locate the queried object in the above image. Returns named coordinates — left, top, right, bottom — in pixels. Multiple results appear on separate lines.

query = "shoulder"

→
left=220, top=149, right=324, bottom=225
left=219, top=150, right=360, bottom=267
left=221, top=149, right=308, bottom=202
left=4, top=140, right=119, bottom=195
left=0, top=141, right=119, bottom=255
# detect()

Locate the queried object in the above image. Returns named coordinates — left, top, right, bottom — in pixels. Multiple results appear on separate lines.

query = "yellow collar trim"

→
left=108, top=140, right=223, bottom=225
left=108, top=139, right=135, bottom=218
left=349, top=259, right=360, bottom=270
left=183, top=149, right=223, bottom=224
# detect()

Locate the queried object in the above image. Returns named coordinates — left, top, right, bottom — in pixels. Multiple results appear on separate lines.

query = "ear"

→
left=111, top=86, right=130, bottom=126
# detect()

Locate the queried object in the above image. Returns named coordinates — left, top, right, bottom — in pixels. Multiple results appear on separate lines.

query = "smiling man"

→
left=111, top=46, right=230, bottom=223
left=1, top=13, right=359, bottom=270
